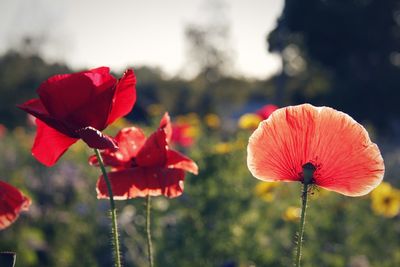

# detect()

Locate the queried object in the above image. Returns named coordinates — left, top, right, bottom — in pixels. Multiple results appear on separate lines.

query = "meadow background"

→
left=1, top=0, right=400, bottom=266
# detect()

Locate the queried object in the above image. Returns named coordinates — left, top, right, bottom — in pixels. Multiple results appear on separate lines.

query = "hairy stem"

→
left=295, top=182, right=309, bottom=267
left=294, top=163, right=315, bottom=267
left=94, top=149, right=122, bottom=267
left=146, top=195, right=154, bottom=267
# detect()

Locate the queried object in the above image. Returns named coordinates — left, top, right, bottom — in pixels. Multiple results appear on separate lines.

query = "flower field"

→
left=1, top=108, right=399, bottom=266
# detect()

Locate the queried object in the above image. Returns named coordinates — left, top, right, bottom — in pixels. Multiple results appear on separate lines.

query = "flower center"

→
left=383, top=196, right=393, bottom=205
left=302, top=162, right=316, bottom=185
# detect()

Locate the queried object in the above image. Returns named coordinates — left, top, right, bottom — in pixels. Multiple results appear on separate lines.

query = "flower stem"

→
left=146, top=195, right=154, bottom=267
left=295, top=163, right=316, bottom=267
left=94, top=149, right=122, bottom=267
left=294, top=163, right=315, bottom=267
left=295, top=181, right=309, bottom=267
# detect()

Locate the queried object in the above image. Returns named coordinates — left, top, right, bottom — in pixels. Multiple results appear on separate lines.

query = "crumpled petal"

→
left=107, top=69, right=137, bottom=125
left=96, top=167, right=185, bottom=199
left=136, top=129, right=167, bottom=167
left=77, top=126, right=118, bottom=150
left=166, top=150, right=199, bottom=174
left=32, top=119, right=78, bottom=166
left=0, top=181, right=31, bottom=230
left=247, top=104, right=384, bottom=196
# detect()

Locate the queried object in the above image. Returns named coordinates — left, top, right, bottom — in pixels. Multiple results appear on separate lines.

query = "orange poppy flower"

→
left=247, top=104, right=384, bottom=196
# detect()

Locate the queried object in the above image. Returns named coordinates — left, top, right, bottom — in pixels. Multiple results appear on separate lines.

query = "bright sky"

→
left=0, top=0, right=284, bottom=79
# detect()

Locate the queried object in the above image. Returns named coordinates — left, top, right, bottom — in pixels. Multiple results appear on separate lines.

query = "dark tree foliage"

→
left=268, top=0, right=400, bottom=133
left=0, top=51, right=70, bottom=128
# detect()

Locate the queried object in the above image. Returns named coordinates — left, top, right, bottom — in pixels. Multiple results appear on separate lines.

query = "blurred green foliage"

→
left=0, top=117, right=399, bottom=267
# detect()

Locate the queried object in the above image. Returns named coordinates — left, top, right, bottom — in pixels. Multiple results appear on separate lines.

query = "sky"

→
left=0, top=0, right=284, bottom=79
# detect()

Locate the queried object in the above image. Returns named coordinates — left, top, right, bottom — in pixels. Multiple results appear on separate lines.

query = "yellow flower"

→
left=214, top=142, right=233, bottom=154
left=183, top=124, right=200, bottom=138
left=283, top=206, right=301, bottom=222
left=238, top=113, right=262, bottom=130
left=176, top=113, right=201, bottom=126
left=371, top=182, right=400, bottom=218
left=254, top=182, right=278, bottom=202
left=204, top=113, right=220, bottom=129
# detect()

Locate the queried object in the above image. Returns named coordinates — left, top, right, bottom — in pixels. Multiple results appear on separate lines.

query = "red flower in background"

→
left=90, top=113, right=198, bottom=199
left=255, top=104, right=278, bottom=120
left=18, top=67, right=136, bottom=166
left=171, top=123, right=195, bottom=147
left=0, top=181, right=31, bottom=230
left=0, top=124, right=6, bottom=139
left=247, top=104, right=384, bottom=196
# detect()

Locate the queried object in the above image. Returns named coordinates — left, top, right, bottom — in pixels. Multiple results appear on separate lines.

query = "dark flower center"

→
left=302, top=162, right=316, bottom=185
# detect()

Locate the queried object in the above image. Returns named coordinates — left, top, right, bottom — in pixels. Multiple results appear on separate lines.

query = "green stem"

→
left=294, top=163, right=315, bottom=267
left=295, top=181, right=309, bottom=267
left=146, top=195, right=154, bottom=267
left=94, top=149, right=122, bottom=267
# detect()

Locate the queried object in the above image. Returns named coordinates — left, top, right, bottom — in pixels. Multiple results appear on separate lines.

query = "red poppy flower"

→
left=247, top=104, right=384, bottom=196
left=255, top=104, right=278, bottom=120
left=90, top=113, right=198, bottom=199
left=171, top=123, right=196, bottom=147
left=18, top=67, right=136, bottom=166
left=0, top=181, right=31, bottom=230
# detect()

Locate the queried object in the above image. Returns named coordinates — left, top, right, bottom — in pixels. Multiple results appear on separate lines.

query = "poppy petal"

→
left=32, top=119, right=78, bottom=166
left=17, top=98, right=48, bottom=117
left=160, top=112, right=172, bottom=143
left=136, top=129, right=167, bottom=167
left=77, top=127, right=118, bottom=150
left=17, top=99, right=76, bottom=137
left=114, top=127, right=146, bottom=160
left=166, top=150, right=199, bottom=174
left=88, top=154, right=127, bottom=168
left=0, top=181, right=31, bottom=230
left=247, top=104, right=384, bottom=196
left=96, top=167, right=185, bottom=199
left=37, top=67, right=116, bottom=129
left=107, top=69, right=137, bottom=125
left=88, top=127, right=146, bottom=167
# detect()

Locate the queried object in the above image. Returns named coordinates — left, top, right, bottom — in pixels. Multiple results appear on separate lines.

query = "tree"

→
left=268, top=0, right=400, bottom=133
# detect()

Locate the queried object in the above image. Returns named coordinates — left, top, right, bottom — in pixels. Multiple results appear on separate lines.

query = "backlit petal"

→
left=0, top=181, right=31, bottom=230
left=37, top=67, right=116, bottom=129
left=136, top=129, right=167, bottom=167
left=96, top=167, right=185, bottom=199
left=32, top=119, right=78, bottom=166
left=107, top=69, right=137, bottom=125
left=160, top=112, right=172, bottom=143
left=247, top=104, right=384, bottom=196
left=115, top=127, right=146, bottom=160
left=166, top=150, right=198, bottom=174
left=88, top=127, right=146, bottom=167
